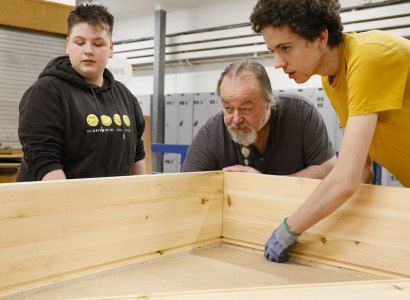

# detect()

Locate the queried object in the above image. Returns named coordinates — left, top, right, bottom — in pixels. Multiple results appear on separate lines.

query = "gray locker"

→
left=177, top=94, right=194, bottom=144
left=193, top=93, right=221, bottom=137
left=193, top=93, right=208, bottom=137
left=136, top=94, right=151, bottom=116
left=164, top=94, right=180, bottom=173
left=208, top=94, right=221, bottom=118
left=163, top=153, right=180, bottom=173
left=381, top=168, right=403, bottom=187
left=311, top=88, right=338, bottom=150
left=163, top=93, right=194, bottom=173
left=164, top=94, right=178, bottom=144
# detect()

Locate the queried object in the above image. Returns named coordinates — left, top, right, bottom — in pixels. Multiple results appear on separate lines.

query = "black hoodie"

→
left=17, top=56, right=145, bottom=181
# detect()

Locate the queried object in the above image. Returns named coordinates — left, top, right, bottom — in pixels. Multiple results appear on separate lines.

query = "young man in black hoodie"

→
left=17, top=4, right=146, bottom=181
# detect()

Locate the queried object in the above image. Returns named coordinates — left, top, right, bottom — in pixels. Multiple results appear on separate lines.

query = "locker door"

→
left=136, top=94, right=152, bottom=117
left=177, top=94, right=194, bottom=145
left=312, top=88, right=337, bottom=150
left=163, top=94, right=180, bottom=173
left=208, top=93, right=221, bottom=119
left=193, top=93, right=210, bottom=137
left=381, top=168, right=403, bottom=187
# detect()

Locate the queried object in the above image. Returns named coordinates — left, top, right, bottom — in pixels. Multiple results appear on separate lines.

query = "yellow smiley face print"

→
left=113, top=114, right=122, bottom=126
left=86, top=114, right=99, bottom=127
left=122, top=115, right=131, bottom=126
left=101, top=115, right=112, bottom=126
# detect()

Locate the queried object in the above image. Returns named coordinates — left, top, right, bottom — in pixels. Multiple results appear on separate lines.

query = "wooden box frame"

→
left=0, top=172, right=409, bottom=298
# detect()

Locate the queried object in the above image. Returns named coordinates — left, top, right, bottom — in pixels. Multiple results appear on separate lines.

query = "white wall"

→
left=113, top=0, right=256, bottom=41
left=115, top=0, right=324, bottom=96
left=126, top=58, right=322, bottom=96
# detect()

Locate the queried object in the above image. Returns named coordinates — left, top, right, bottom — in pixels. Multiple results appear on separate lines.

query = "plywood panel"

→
left=13, top=245, right=369, bottom=300
left=223, top=173, right=410, bottom=277
left=0, top=172, right=223, bottom=295
left=0, top=0, right=72, bottom=35
left=89, top=279, right=410, bottom=300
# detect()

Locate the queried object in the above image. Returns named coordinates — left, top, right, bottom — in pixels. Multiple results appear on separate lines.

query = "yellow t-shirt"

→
left=322, top=31, right=410, bottom=186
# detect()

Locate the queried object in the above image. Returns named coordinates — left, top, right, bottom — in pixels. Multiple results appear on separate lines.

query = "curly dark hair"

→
left=67, top=4, right=114, bottom=37
left=250, top=0, right=343, bottom=47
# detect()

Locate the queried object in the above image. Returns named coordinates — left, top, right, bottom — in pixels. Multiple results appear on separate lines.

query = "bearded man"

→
left=182, top=60, right=335, bottom=178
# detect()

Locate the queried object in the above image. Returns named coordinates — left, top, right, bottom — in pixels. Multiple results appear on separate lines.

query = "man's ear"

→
left=109, top=40, right=114, bottom=58
left=65, top=36, right=69, bottom=55
left=317, top=29, right=329, bottom=49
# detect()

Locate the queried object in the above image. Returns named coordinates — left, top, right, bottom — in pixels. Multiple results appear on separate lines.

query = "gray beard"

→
left=227, top=123, right=257, bottom=146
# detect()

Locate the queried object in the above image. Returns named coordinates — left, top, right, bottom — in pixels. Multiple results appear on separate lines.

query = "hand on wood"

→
left=264, top=221, right=298, bottom=263
left=223, top=165, right=261, bottom=174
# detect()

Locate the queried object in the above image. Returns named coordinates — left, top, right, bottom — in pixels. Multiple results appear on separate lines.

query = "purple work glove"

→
left=264, top=218, right=301, bottom=263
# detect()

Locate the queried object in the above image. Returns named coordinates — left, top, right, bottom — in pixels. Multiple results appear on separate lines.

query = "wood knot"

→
left=157, top=249, right=164, bottom=255
left=320, top=237, right=327, bottom=244
left=201, top=198, right=210, bottom=205
left=354, top=240, right=360, bottom=245
left=226, top=194, right=232, bottom=207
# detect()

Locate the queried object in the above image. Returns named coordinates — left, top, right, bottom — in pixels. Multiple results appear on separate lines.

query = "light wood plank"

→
left=83, top=279, right=410, bottom=300
left=0, top=0, right=72, bottom=35
left=223, top=173, right=410, bottom=277
left=0, top=172, right=223, bottom=296
left=10, top=245, right=369, bottom=300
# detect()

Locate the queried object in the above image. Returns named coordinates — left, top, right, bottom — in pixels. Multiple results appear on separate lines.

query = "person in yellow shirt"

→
left=249, top=0, right=410, bottom=263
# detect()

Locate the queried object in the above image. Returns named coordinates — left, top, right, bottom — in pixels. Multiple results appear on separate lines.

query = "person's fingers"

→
left=223, top=165, right=245, bottom=172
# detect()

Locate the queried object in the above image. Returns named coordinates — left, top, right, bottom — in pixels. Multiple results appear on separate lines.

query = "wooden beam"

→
left=84, top=279, right=410, bottom=300
left=0, top=0, right=73, bottom=35
left=0, top=172, right=223, bottom=296
left=223, top=173, right=410, bottom=278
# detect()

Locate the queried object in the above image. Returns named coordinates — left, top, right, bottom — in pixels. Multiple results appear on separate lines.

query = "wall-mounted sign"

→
left=106, top=56, right=132, bottom=85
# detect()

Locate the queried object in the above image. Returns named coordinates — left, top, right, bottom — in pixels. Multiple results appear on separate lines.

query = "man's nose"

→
left=84, top=42, right=93, bottom=54
left=274, top=54, right=286, bottom=69
left=232, top=111, right=244, bottom=124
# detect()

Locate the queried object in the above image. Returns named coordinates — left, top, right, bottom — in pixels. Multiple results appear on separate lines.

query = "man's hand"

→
left=264, top=219, right=300, bottom=263
left=223, top=165, right=261, bottom=173
left=42, top=169, right=66, bottom=181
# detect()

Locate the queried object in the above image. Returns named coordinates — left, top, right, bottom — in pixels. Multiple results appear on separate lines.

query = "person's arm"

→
left=19, top=82, right=65, bottom=180
left=289, top=155, right=336, bottom=179
left=264, top=113, right=378, bottom=263
left=361, top=155, right=374, bottom=184
left=223, top=156, right=335, bottom=178
left=130, top=159, right=145, bottom=175
left=287, top=112, right=378, bottom=233
left=42, top=169, right=66, bottom=181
